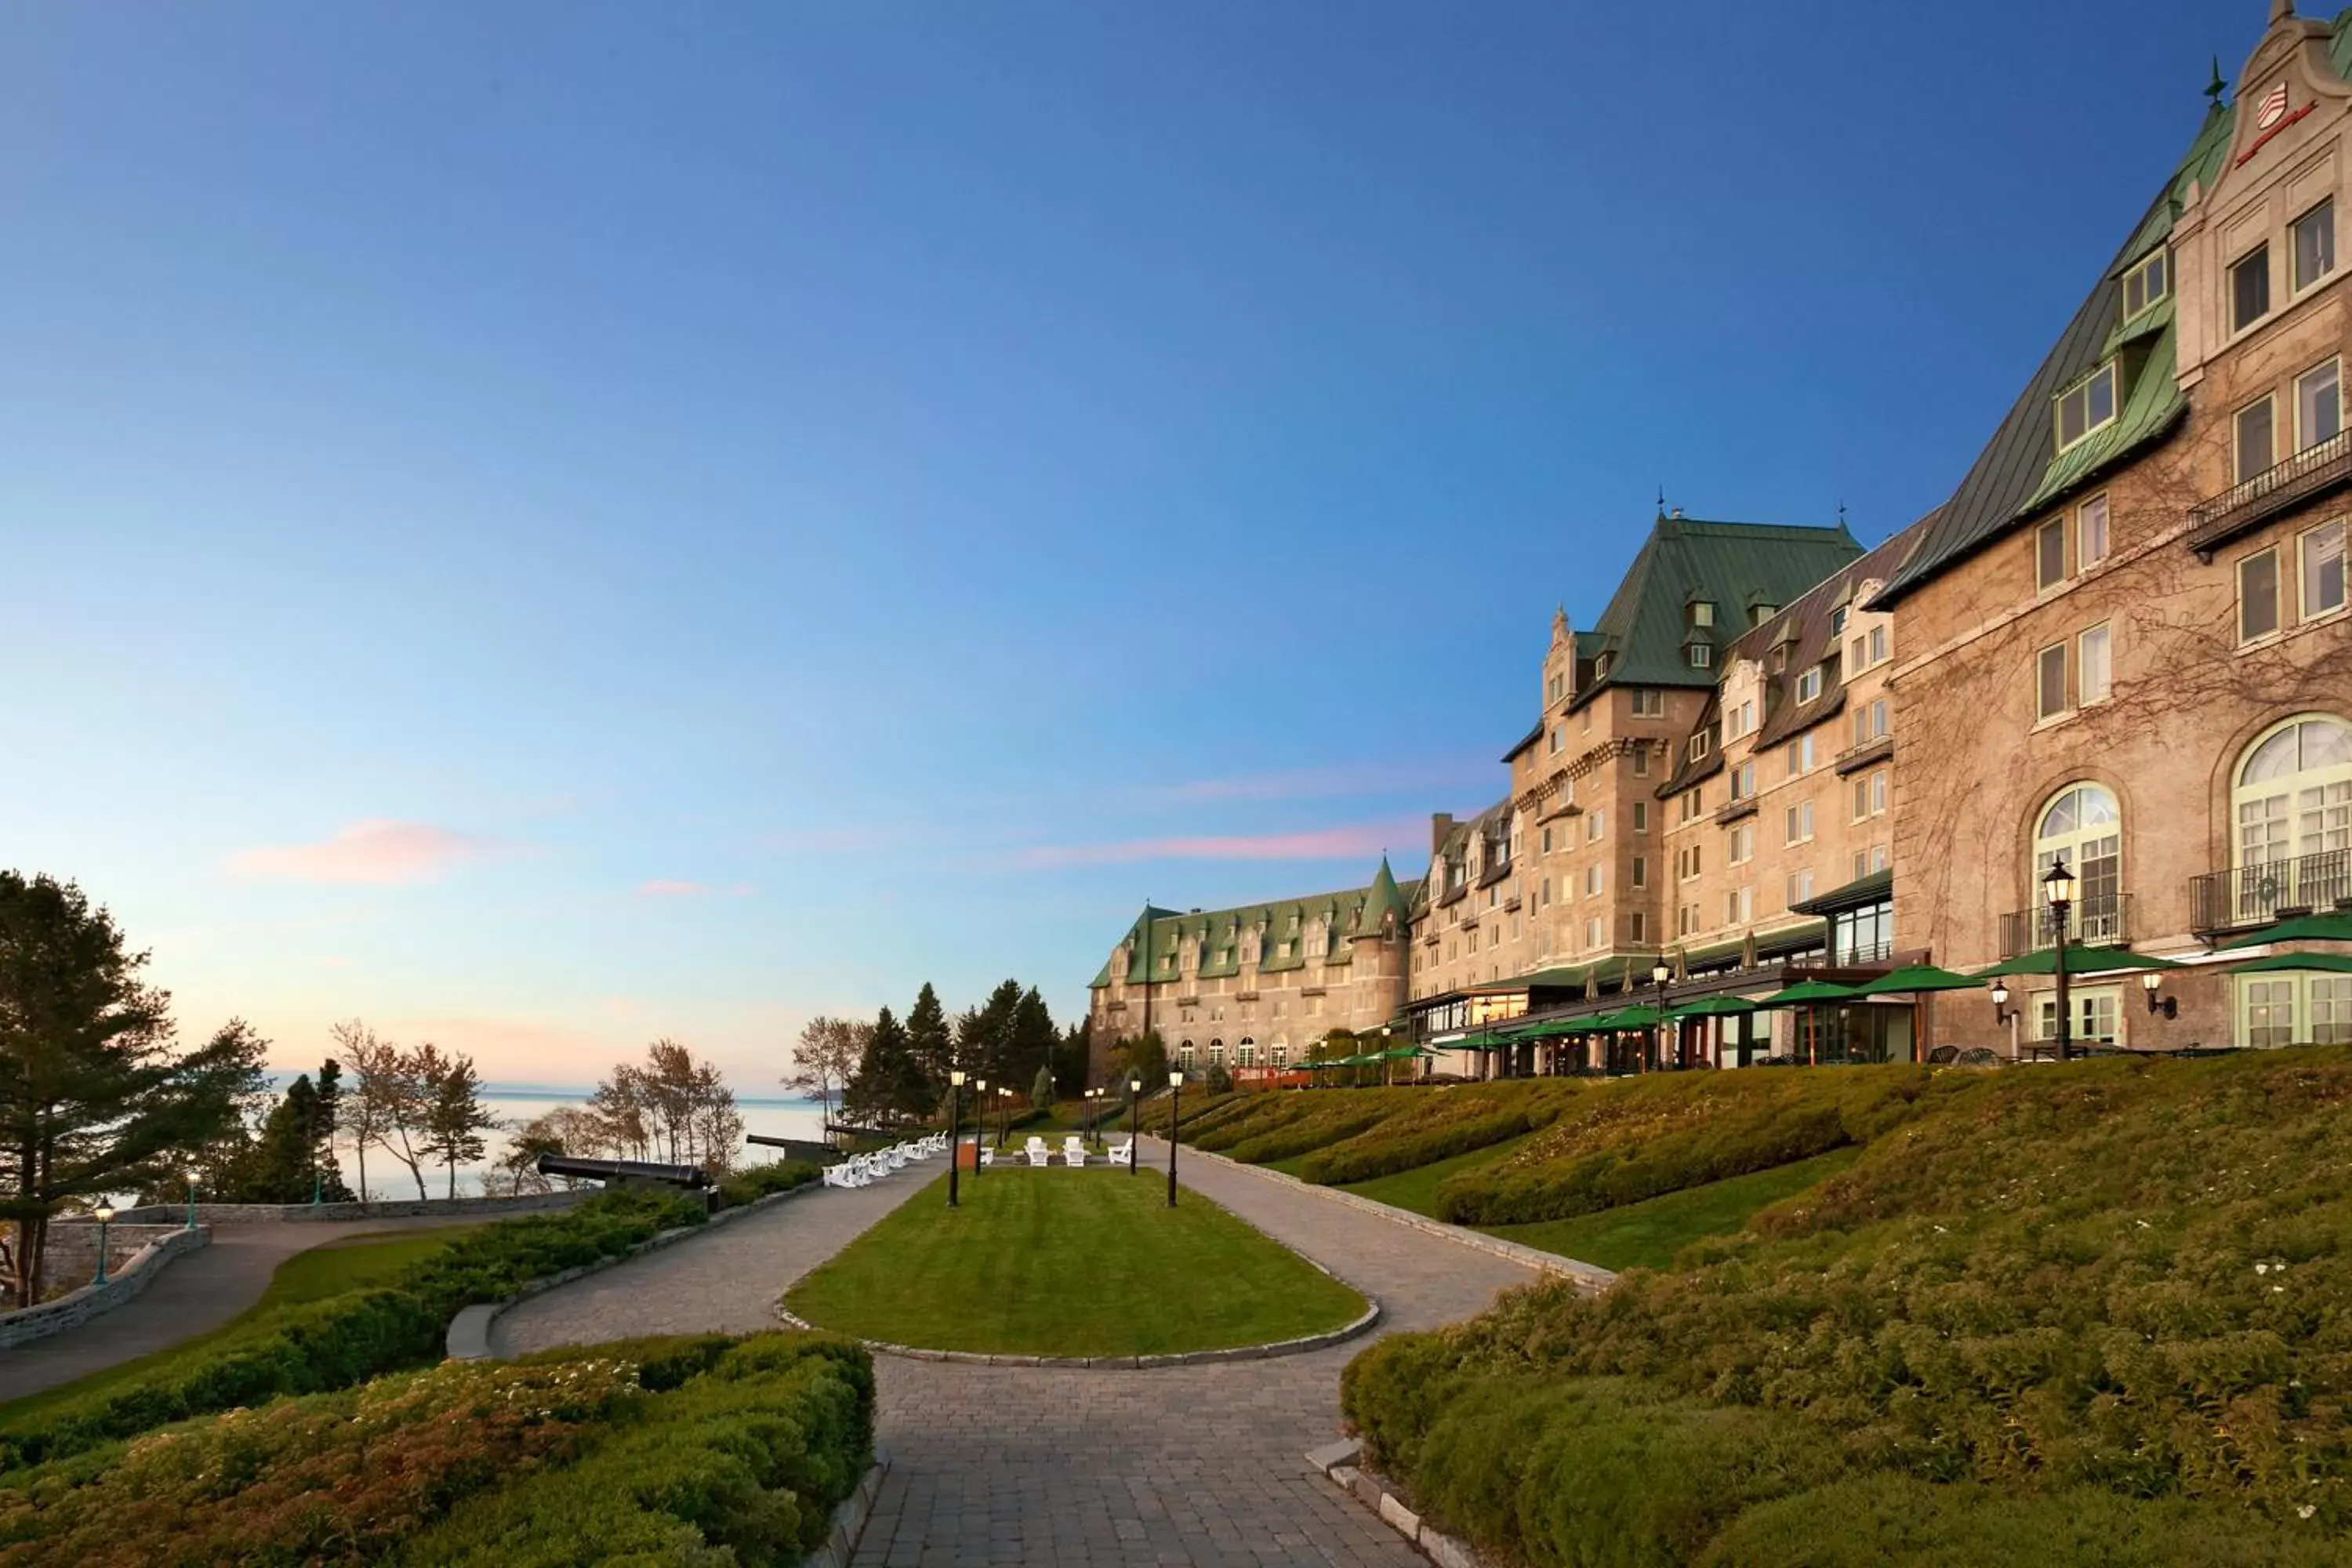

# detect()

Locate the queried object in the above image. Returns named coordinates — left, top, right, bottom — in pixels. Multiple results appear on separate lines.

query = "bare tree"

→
left=590, top=1041, right=742, bottom=1172
left=332, top=1019, right=394, bottom=1201
left=785, top=1017, right=869, bottom=1140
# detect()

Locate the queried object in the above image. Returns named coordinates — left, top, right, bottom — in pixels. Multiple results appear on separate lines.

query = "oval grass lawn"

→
left=782, top=1167, right=1367, bottom=1356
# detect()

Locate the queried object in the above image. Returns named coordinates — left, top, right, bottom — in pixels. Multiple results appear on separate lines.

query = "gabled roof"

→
left=1568, top=514, right=1864, bottom=710
left=1409, top=797, right=1512, bottom=913
left=1875, top=9, right=2352, bottom=605
left=1092, top=869, right=1426, bottom=988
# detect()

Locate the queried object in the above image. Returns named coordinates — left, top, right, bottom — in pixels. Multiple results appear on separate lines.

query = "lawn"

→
left=784, top=1168, right=1365, bottom=1356
left=0, top=1223, right=483, bottom=1427
left=1479, top=1147, right=1861, bottom=1272
left=1335, top=1129, right=1544, bottom=1217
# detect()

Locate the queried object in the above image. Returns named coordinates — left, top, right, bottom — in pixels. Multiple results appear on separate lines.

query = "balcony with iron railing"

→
left=2187, top=427, right=2352, bottom=557
left=2190, top=850, right=2352, bottom=934
left=1997, top=892, right=2132, bottom=960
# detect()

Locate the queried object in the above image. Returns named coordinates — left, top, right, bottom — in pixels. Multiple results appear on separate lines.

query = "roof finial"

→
left=1837, top=498, right=1848, bottom=529
left=2205, top=55, right=2227, bottom=108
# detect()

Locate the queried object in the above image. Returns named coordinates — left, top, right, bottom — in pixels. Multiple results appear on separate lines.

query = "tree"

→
left=332, top=1019, right=397, bottom=1201
left=418, top=1051, right=496, bottom=1198
left=590, top=1041, right=744, bottom=1172
left=1205, top=1060, right=1235, bottom=1094
left=492, top=1105, right=605, bottom=1193
left=0, top=873, right=257, bottom=1304
left=1009, top=986, right=1057, bottom=1093
left=212, top=1061, right=357, bottom=1203
left=969, top=982, right=1024, bottom=1085
left=1310, top=1028, right=1357, bottom=1065
left=1052, top=1017, right=1092, bottom=1098
left=1117, top=1030, right=1169, bottom=1091
left=783, top=1017, right=868, bottom=1136
left=847, top=1007, right=929, bottom=1125
left=1030, top=1062, right=1055, bottom=1116
left=904, top=985, right=953, bottom=1106
left=373, top=1043, right=445, bottom=1200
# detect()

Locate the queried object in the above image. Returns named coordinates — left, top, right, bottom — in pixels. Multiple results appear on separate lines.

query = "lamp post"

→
left=947, top=1069, right=965, bottom=1208
left=972, top=1079, right=986, bottom=1181
left=93, top=1204, right=115, bottom=1286
left=998, top=1086, right=1011, bottom=1152
left=2142, top=971, right=2177, bottom=1020
left=184, top=1169, right=199, bottom=1231
left=1127, top=1077, right=1141, bottom=1173
left=2045, top=858, right=2076, bottom=1063
left=1165, top=1069, right=1184, bottom=1207
left=1650, top=960, right=1672, bottom=1071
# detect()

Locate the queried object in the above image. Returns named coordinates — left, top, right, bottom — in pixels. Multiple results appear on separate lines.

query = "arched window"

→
left=2233, top=714, right=2352, bottom=920
left=1236, top=1037, right=1256, bottom=1069
left=1270, top=1042, right=1289, bottom=1070
left=1178, top=1040, right=1196, bottom=1072
left=2034, top=783, right=2122, bottom=942
left=1207, top=1040, right=1225, bottom=1067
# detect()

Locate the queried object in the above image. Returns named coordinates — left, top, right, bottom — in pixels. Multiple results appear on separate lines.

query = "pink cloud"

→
left=635, top=879, right=710, bottom=898
left=230, top=819, right=503, bottom=887
left=1129, top=759, right=1495, bottom=806
left=1011, top=819, right=1415, bottom=869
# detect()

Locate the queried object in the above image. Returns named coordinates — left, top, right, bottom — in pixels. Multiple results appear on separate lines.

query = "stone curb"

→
left=1309, top=1439, right=1486, bottom=1568
left=0, top=1227, right=211, bottom=1349
left=447, top=1177, right=827, bottom=1360
left=796, top=1448, right=891, bottom=1568
left=774, top=1294, right=1382, bottom=1368
left=1152, top=1138, right=1618, bottom=1294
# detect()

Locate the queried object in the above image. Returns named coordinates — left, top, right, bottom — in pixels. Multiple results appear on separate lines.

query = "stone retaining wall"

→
left=104, top=1190, right=590, bottom=1227
left=38, top=1222, right=187, bottom=1295
left=0, top=1227, right=210, bottom=1349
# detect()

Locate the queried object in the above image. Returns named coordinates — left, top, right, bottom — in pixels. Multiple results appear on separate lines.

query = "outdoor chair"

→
left=1926, top=1045, right=1961, bottom=1065
left=1104, top=1139, right=1132, bottom=1163
left=1026, top=1145, right=1052, bottom=1167
left=1062, top=1135, right=1087, bottom=1164
left=1955, top=1047, right=2002, bottom=1067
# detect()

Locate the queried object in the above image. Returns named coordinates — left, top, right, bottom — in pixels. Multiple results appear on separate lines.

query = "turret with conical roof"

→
left=1356, top=856, right=1410, bottom=941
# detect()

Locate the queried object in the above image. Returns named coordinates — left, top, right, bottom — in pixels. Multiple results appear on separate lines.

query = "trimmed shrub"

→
left=717, top=1160, right=820, bottom=1210
left=1295, top=1084, right=1581, bottom=1186
left=0, top=1188, right=706, bottom=1471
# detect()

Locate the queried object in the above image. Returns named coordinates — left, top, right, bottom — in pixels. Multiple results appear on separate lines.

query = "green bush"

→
left=0, top=1332, right=873, bottom=1568
left=1295, top=1084, right=1580, bottom=1186
left=717, top=1160, right=820, bottom=1210
left=0, top=1189, right=706, bottom=1471
left=1342, top=1050, right=2352, bottom=1559
left=405, top=1334, right=874, bottom=1565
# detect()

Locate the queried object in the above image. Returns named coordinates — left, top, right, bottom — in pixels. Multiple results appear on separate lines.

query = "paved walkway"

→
left=492, top=1142, right=1540, bottom=1566
left=0, top=1217, right=472, bottom=1403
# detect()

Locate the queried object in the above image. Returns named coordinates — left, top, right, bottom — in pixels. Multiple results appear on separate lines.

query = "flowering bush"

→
left=1342, top=1049, right=2352, bottom=1565
left=0, top=1188, right=707, bottom=1471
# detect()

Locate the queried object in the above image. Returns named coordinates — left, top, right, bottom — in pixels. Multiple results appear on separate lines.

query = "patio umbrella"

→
left=2220, top=909, right=2352, bottom=949
left=1663, top=993, right=1759, bottom=1069
left=2223, top=951, right=2352, bottom=975
left=1969, top=948, right=2192, bottom=978
left=1838, top=964, right=1983, bottom=1065
left=1751, top=980, right=1865, bottom=1068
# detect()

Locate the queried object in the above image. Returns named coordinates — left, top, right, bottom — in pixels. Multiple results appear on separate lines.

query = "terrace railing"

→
left=2187, top=427, right=2352, bottom=556
left=2190, top=850, right=2352, bottom=934
left=1998, top=892, right=2132, bottom=960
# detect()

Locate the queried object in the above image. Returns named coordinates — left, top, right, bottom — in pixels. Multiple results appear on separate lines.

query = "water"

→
left=339, top=1090, right=830, bottom=1200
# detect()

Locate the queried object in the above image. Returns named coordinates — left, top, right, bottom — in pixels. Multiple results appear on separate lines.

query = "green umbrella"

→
left=1587, top=1004, right=1662, bottom=1029
left=2220, top=909, right=2352, bottom=949
left=1664, top=994, right=1759, bottom=1018
left=1971, top=947, right=2192, bottom=979
left=1382, top=1044, right=1439, bottom=1060
left=1752, top=979, right=1865, bottom=1006
left=1846, top=963, right=1984, bottom=995
left=2224, top=951, right=2352, bottom=975
left=1503, top=1016, right=1595, bottom=1040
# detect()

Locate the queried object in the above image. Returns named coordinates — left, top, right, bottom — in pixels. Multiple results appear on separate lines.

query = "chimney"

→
left=1428, top=813, right=1455, bottom=859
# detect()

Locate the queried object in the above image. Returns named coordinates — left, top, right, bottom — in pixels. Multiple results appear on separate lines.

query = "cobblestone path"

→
left=485, top=1144, right=1539, bottom=1566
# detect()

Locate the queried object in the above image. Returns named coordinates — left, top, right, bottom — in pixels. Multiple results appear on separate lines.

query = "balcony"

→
left=1997, top=892, right=2132, bottom=960
left=2187, top=428, right=2352, bottom=557
left=2190, top=850, right=2352, bottom=935
left=1836, top=732, right=1894, bottom=776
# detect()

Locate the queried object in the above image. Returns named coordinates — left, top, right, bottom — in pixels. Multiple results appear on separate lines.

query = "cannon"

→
left=533, top=1153, right=712, bottom=1189
left=746, top=1133, right=840, bottom=1165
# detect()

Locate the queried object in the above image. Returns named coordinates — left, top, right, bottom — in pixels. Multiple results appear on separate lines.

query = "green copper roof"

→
left=1878, top=10, right=2352, bottom=605
left=1568, top=515, right=1864, bottom=709
left=1359, top=856, right=1410, bottom=936
left=1095, top=867, right=1426, bottom=987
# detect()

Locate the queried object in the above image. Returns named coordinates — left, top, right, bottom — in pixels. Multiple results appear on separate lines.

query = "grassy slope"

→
left=0, top=1224, right=482, bottom=1425
left=785, top=1169, right=1363, bottom=1356
left=1334, top=1130, right=1544, bottom=1217
left=1480, top=1147, right=1861, bottom=1272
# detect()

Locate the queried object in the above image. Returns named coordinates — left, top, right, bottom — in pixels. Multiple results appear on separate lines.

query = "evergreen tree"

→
left=216, top=1062, right=357, bottom=1203
left=419, top=1052, right=496, bottom=1197
left=1029, top=1062, right=1055, bottom=1115
left=1052, top=1017, right=1092, bottom=1098
left=970, top=982, right=1024, bottom=1084
left=849, top=1007, right=930, bottom=1124
left=1009, top=985, right=1057, bottom=1090
left=1118, top=1030, right=1169, bottom=1091
left=904, top=983, right=953, bottom=1105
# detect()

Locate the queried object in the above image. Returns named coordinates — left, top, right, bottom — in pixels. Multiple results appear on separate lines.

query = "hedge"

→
left=1292, top=1083, right=1581, bottom=1186
left=0, top=1188, right=707, bottom=1472
left=717, top=1160, right=821, bottom=1210
left=1341, top=1050, right=2352, bottom=1563
left=0, top=1331, right=873, bottom=1567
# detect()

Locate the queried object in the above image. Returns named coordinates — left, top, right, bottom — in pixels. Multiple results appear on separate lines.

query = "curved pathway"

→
left=491, top=1142, right=1541, bottom=1566
left=0, top=1217, right=476, bottom=1404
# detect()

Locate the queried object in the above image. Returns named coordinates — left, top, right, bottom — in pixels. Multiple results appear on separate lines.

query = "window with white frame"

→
left=2036, top=986, right=2119, bottom=1044
left=1688, top=643, right=1713, bottom=670
left=2078, top=493, right=2111, bottom=569
left=1632, top=688, right=1664, bottom=717
left=1851, top=699, right=1888, bottom=746
left=2244, top=977, right=2297, bottom=1048
left=1677, top=904, right=1697, bottom=936
left=1797, top=666, right=1823, bottom=702
left=1727, top=699, right=1756, bottom=739
left=1789, top=732, right=1817, bottom=776
left=2238, top=394, right=2277, bottom=484
left=2231, top=715, right=2352, bottom=921
left=1728, top=821, right=1755, bottom=865
left=1584, top=863, right=1602, bottom=896
left=2035, top=782, right=2122, bottom=942
left=2240, top=546, right=2282, bottom=644
left=2037, top=641, right=2070, bottom=720
left=2036, top=517, right=2068, bottom=590
left=1690, top=601, right=1715, bottom=628
left=1629, top=910, right=1647, bottom=943
left=1541, top=825, right=1552, bottom=855
left=1729, top=760, right=1755, bottom=802
left=1830, top=604, right=1849, bottom=636
left=1549, top=725, right=1563, bottom=756
left=2293, top=198, right=2335, bottom=293
left=1632, top=800, right=1649, bottom=832
left=1586, top=809, right=1606, bottom=842
left=1631, top=855, right=1646, bottom=888
left=1680, top=788, right=1704, bottom=822
left=2056, top=362, right=2117, bottom=450
left=1688, top=730, right=1711, bottom=761
left=2078, top=623, right=2112, bottom=705
left=1725, top=887, right=1753, bottom=924
left=2304, top=520, right=2347, bottom=619
left=1869, top=625, right=1888, bottom=665
left=2122, top=247, right=2169, bottom=318
left=2296, top=358, right=2342, bottom=452
left=1783, top=867, right=1814, bottom=907
left=1783, top=799, right=1814, bottom=844
left=1584, top=916, right=1602, bottom=949
left=2232, top=243, right=2271, bottom=333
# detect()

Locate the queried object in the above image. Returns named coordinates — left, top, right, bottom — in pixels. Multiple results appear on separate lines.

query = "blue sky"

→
left=1, top=1, right=2261, bottom=1084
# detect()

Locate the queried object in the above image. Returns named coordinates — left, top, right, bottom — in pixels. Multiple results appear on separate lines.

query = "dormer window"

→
left=1830, top=605, right=1849, bottom=637
left=1686, top=641, right=1714, bottom=670
left=1797, top=666, right=1823, bottom=703
left=2121, top=248, right=2169, bottom=319
left=1595, top=652, right=1614, bottom=680
left=1687, top=729, right=1711, bottom=762
left=2056, top=362, right=2117, bottom=451
left=1751, top=603, right=1777, bottom=626
left=1689, top=601, right=1715, bottom=629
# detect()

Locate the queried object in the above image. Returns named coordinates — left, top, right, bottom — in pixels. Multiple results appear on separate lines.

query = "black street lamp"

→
left=1127, top=1076, right=1141, bottom=1174
left=93, top=1204, right=114, bottom=1286
left=1650, top=960, right=1672, bottom=1071
left=2142, top=971, right=2177, bottom=1019
left=1991, top=982, right=2019, bottom=1029
left=998, top=1086, right=1011, bottom=1152
left=947, top=1069, right=965, bottom=1207
left=972, top=1078, right=985, bottom=1182
left=2045, top=858, right=2076, bottom=1063
left=1165, top=1069, right=1183, bottom=1207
